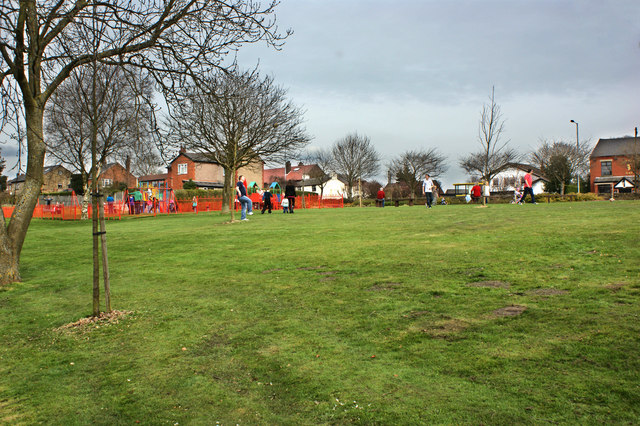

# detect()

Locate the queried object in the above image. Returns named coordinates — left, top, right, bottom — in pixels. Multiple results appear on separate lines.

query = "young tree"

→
left=331, top=133, right=380, bottom=201
left=459, top=87, right=518, bottom=185
left=388, top=148, right=447, bottom=199
left=0, top=0, right=288, bottom=285
left=165, top=68, right=310, bottom=220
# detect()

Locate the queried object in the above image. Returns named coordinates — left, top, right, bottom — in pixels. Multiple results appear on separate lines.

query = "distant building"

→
left=94, top=163, right=138, bottom=188
left=589, top=137, right=638, bottom=193
left=42, top=165, right=72, bottom=192
left=264, top=162, right=331, bottom=195
left=490, top=163, right=548, bottom=194
left=138, top=173, right=168, bottom=188
left=7, top=175, right=25, bottom=196
left=166, top=148, right=263, bottom=190
left=7, top=164, right=73, bottom=195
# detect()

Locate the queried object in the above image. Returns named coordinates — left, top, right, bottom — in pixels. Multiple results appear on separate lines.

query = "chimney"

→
left=285, top=161, right=291, bottom=175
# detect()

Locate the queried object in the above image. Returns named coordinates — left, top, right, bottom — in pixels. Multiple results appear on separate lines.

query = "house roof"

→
left=139, top=173, right=168, bottom=182
left=170, top=151, right=219, bottom=165
left=591, top=137, right=639, bottom=158
left=264, top=163, right=324, bottom=182
left=43, top=165, right=70, bottom=174
left=9, top=174, right=26, bottom=184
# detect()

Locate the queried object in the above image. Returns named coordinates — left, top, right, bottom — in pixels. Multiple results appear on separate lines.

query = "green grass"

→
left=1, top=201, right=639, bottom=424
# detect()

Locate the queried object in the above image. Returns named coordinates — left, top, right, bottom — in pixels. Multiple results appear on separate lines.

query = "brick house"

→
left=96, top=163, right=137, bottom=188
left=264, top=162, right=330, bottom=195
left=42, top=165, right=72, bottom=192
left=167, top=148, right=264, bottom=190
left=589, top=137, right=639, bottom=193
left=8, top=165, right=73, bottom=195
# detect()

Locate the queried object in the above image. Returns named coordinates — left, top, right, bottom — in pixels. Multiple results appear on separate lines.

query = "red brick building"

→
left=167, top=149, right=264, bottom=190
left=96, top=163, right=137, bottom=188
left=589, top=137, right=639, bottom=193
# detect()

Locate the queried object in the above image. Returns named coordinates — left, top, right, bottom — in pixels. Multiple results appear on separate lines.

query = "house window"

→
left=177, top=163, right=188, bottom=175
left=312, top=185, right=317, bottom=192
left=102, top=178, right=112, bottom=187
left=57, top=184, right=63, bottom=189
left=601, top=161, right=612, bottom=176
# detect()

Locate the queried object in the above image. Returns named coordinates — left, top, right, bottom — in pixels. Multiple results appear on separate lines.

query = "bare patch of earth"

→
left=467, top=281, right=510, bottom=289
left=527, top=288, right=568, bottom=296
left=367, top=282, right=402, bottom=291
left=54, top=310, right=133, bottom=334
left=402, top=310, right=430, bottom=319
left=606, top=283, right=626, bottom=292
left=491, top=305, right=527, bottom=317
left=297, top=266, right=324, bottom=271
left=422, top=319, right=469, bottom=339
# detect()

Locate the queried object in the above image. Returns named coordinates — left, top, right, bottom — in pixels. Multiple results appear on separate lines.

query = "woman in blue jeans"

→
left=236, top=175, right=253, bottom=220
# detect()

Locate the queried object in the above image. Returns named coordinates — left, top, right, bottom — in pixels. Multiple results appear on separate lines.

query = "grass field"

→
left=1, top=201, right=639, bottom=424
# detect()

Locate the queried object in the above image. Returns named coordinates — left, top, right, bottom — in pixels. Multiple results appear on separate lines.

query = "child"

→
left=281, top=196, right=289, bottom=213
left=513, top=187, right=522, bottom=204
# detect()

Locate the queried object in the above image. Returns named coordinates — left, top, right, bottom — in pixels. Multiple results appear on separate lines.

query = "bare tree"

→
left=0, top=0, right=288, bottom=285
left=530, top=139, right=591, bottom=195
left=330, top=133, right=380, bottom=201
left=459, top=87, right=519, bottom=186
left=388, top=148, right=447, bottom=199
left=165, top=68, right=310, bottom=221
left=45, top=65, right=153, bottom=218
left=304, top=149, right=333, bottom=198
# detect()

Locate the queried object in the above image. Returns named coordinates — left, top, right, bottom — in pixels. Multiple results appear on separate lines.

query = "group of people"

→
left=235, top=175, right=297, bottom=221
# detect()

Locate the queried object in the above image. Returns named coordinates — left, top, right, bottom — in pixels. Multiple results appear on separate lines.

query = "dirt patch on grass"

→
left=527, top=288, right=568, bottom=296
left=262, top=268, right=283, bottom=274
left=367, top=282, right=402, bottom=291
left=422, top=319, right=469, bottom=339
left=402, top=310, right=430, bottom=319
left=297, top=266, right=324, bottom=271
left=491, top=305, right=527, bottom=317
left=606, top=283, right=626, bottom=292
left=467, top=281, right=510, bottom=289
left=54, top=310, right=133, bottom=334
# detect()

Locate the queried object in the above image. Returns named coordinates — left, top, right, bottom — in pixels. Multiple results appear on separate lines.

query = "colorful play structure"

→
left=2, top=181, right=343, bottom=221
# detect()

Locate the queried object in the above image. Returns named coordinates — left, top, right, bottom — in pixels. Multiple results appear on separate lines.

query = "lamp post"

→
left=570, top=119, right=580, bottom=193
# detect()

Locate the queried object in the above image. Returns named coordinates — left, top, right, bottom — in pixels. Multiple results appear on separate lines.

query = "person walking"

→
left=285, top=181, right=296, bottom=213
left=261, top=189, right=273, bottom=214
left=236, top=175, right=254, bottom=221
left=422, top=173, right=434, bottom=209
left=376, top=187, right=386, bottom=207
left=518, top=169, right=537, bottom=204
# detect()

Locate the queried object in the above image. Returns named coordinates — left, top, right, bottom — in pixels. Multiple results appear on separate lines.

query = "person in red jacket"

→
left=471, top=184, right=482, bottom=203
left=518, top=169, right=536, bottom=204
left=376, top=188, right=385, bottom=207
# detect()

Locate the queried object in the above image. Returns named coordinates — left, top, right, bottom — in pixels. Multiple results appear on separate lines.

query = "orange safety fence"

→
left=1, top=193, right=343, bottom=221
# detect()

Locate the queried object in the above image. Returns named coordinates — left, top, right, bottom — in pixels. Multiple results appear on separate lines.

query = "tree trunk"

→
left=560, top=182, right=565, bottom=196
left=0, top=104, right=46, bottom=285
left=221, top=167, right=233, bottom=214
left=98, top=194, right=111, bottom=313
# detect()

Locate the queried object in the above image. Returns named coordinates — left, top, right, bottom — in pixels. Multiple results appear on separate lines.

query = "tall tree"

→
left=166, top=68, right=310, bottom=220
left=530, top=139, right=591, bottom=195
left=330, top=133, right=380, bottom=201
left=459, top=87, right=518, bottom=185
left=0, top=0, right=288, bottom=285
left=45, top=65, right=153, bottom=218
left=388, top=148, right=447, bottom=199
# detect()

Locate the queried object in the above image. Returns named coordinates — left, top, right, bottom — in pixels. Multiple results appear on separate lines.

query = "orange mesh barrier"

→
left=2, top=193, right=342, bottom=221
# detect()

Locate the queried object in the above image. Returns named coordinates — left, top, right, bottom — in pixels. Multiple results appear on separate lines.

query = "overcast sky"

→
left=2, top=0, right=639, bottom=187
left=233, top=0, right=640, bottom=186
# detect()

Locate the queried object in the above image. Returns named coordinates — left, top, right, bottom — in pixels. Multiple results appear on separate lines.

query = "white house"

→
left=490, top=163, right=548, bottom=194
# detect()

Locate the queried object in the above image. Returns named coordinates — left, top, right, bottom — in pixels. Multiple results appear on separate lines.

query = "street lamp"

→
left=570, top=119, right=580, bottom=193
